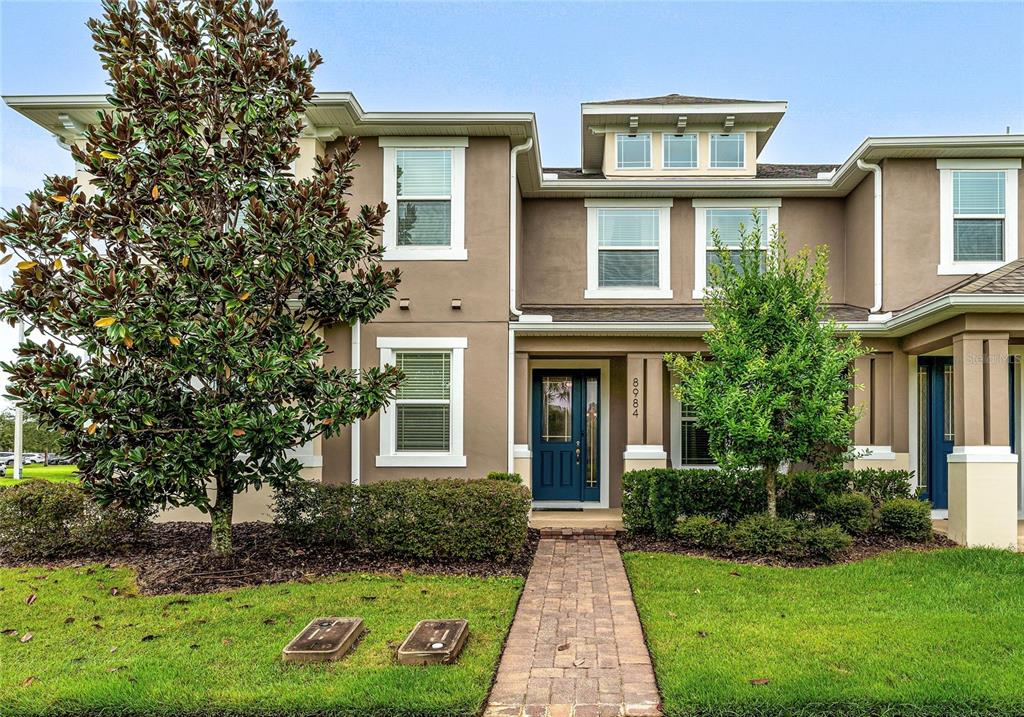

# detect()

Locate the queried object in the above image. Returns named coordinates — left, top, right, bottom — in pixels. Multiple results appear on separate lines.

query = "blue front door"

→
left=919, top=357, right=954, bottom=509
left=532, top=370, right=600, bottom=502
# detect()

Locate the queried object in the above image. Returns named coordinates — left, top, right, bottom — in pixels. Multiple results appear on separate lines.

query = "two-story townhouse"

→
left=7, top=92, right=1024, bottom=548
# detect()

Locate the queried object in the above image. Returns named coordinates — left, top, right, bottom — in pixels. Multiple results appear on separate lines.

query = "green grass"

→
left=624, top=549, right=1024, bottom=717
left=0, top=565, right=523, bottom=716
left=0, top=465, right=79, bottom=486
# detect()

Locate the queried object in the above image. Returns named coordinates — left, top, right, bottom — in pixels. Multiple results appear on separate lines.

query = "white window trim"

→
left=709, top=133, right=746, bottom=169
left=615, top=132, right=652, bottom=170
left=937, top=159, right=1020, bottom=275
left=661, top=132, right=698, bottom=169
left=692, top=198, right=781, bottom=298
left=376, top=336, right=467, bottom=468
left=584, top=198, right=673, bottom=299
left=381, top=137, right=468, bottom=261
left=669, top=395, right=717, bottom=469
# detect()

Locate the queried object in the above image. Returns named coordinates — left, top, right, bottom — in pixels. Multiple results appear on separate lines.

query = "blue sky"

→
left=1, top=0, right=1023, bottom=369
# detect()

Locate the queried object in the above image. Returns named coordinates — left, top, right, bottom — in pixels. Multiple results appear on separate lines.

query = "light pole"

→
left=12, top=319, right=24, bottom=480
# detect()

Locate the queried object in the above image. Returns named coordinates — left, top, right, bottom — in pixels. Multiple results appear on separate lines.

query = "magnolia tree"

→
left=666, top=218, right=867, bottom=518
left=0, top=0, right=402, bottom=555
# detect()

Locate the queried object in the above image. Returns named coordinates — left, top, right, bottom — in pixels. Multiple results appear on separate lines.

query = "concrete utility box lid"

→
left=282, top=617, right=364, bottom=664
left=396, top=619, right=469, bottom=666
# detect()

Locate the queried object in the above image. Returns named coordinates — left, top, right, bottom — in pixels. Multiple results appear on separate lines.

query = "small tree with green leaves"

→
left=0, top=0, right=402, bottom=555
left=665, top=216, right=866, bottom=518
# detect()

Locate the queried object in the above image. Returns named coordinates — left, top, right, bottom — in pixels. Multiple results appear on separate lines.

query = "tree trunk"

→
left=209, top=487, right=234, bottom=558
left=764, top=464, right=779, bottom=519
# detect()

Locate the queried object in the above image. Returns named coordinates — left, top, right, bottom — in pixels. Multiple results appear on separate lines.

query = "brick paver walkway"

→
left=484, top=539, right=661, bottom=717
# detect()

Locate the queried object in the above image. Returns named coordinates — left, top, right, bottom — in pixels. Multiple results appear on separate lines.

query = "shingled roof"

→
left=591, top=94, right=780, bottom=106
left=955, top=258, right=1024, bottom=294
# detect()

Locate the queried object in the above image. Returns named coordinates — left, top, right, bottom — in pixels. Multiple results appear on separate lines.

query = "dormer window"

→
left=616, top=133, right=651, bottom=169
left=663, top=133, right=697, bottom=169
left=710, top=133, right=745, bottom=169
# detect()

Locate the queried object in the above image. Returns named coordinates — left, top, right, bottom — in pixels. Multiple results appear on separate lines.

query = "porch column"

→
left=623, top=353, right=668, bottom=473
left=513, top=352, right=531, bottom=490
left=948, top=332, right=1018, bottom=549
left=853, top=352, right=907, bottom=468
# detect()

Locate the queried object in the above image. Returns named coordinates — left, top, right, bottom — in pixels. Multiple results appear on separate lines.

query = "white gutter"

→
left=507, top=138, right=533, bottom=473
left=857, top=159, right=883, bottom=314
left=350, top=320, right=361, bottom=485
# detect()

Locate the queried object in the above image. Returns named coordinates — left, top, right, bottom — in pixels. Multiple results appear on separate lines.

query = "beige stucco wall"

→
left=843, top=174, right=875, bottom=311
left=778, top=198, right=847, bottom=304
left=601, top=130, right=758, bottom=178
left=320, top=135, right=512, bottom=484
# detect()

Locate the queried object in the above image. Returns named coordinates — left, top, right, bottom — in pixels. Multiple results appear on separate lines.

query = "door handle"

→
left=575, top=441, right=581, bottom=464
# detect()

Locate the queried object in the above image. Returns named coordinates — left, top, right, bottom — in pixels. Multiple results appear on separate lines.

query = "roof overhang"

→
left=579, top=100, right=788, bottom=171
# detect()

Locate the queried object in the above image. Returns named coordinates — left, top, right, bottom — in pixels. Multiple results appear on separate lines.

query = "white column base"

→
left=513, top=444, right=532, bottom=495
left=947, top=447, right=1019, bottom=550
left=623, top=445, right=668, bottom=472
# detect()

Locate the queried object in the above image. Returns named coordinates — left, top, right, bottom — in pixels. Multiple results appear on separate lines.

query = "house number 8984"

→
left=632, top=377, right=640, bottom=417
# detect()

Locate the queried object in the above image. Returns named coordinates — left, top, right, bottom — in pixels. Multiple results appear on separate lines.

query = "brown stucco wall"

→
left=843, top=174, right=875, bottom=311
left=320, top=136, right=512, bottom=484
left=778, top=198, right=847, bottom=304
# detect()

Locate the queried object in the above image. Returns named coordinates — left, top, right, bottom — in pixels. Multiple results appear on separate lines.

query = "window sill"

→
left=937, top=261, right=1008, bottom=276
left=376, top=454, right=468, bottom=468
left=584, top=288, right=673, bottom=300
left=384, top=247, right=468, bottom=262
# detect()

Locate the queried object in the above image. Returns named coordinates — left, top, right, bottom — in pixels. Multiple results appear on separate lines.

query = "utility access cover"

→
left=396, top=619, right=468, bottom=666
left=282, top=617, right=364, bottom=664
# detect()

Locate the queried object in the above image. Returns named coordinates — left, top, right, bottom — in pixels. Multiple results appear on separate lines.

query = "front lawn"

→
left=624, top=549, right=1024, bottom=717
left=0, top=565, right=522, bottom=716
left=0, top=464, right=79, bottom=486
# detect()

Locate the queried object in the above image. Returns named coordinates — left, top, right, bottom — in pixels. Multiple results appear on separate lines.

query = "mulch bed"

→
left=618, top=531, right=959, bottom=568
left=0, top=522, right=540, bottom=595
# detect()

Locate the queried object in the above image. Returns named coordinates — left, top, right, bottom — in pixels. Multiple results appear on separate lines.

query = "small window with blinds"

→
left=396, top=149, right=452, bottom=247
left=952, top=170, right=1005, bottom=262
left=394, top=351, right=451, bottom=453
left=705, top=208, right=769, bottom=284
left=597, top=208, right=660, bottom=288
left=679, top=403, right=714, bottom=465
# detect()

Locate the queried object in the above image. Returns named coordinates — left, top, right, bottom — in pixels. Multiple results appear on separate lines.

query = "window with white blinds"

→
left=377, top=337, right=467, bottom=468
left=705, top=208, right=769, bottom=284
left=396, top=149, right=452, bottom=247
left=952, top=170, right=1005, bottom=262
left=663, top=133, right=697, bottom=169
left=585, top=200, right=673, bottom=299
left=381, top=138, right=467, bottom=261
left=710, top=133, right=745, bottom=169
left=394, top=351, right=451, bottom=452
left=597, top=209, right=660, bottom=288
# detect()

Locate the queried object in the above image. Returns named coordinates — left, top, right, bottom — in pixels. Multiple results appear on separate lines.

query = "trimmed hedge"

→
left=817, top=492, right=873, bottom=536
left=877, top=497, right=933, bottom=541
left=731, top=514, right=852, bottom=561
left=272, top=480, right=355, bottom=548
left=624, top=467, right=916, bottom=537
left=0, top=479, right=152, bottom=559
left=486, top=471, right=523, bottom=484
left=274, top=478, right=531, bottom=562
left=673, top=515, right=730, bottom=549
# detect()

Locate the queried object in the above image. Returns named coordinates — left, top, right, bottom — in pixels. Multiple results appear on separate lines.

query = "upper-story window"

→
left=585, top=199, right=673, bottom=299
left=616, top=133, right=652, bottom=169
left=663, top=133, right=698, bottom=169
left=381, top=137, right=468, bottom=261
left=692, top=199, right=780, bottom=298
left=937, top=159, right=1019, bottom=275
left=710, top=133, right=745, bottom=169
left=377, top=337, right=467, bottom=468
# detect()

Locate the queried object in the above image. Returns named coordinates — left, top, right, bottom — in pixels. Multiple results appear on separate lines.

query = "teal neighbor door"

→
left=531, top=370, right=600, bottom=502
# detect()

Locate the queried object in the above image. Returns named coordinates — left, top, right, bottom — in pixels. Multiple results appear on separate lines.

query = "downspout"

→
left=350, top=320, right=361, bottom=485
left=857, top=159, right=884, bottom=315
left=508, top=138, right=533, bottom=472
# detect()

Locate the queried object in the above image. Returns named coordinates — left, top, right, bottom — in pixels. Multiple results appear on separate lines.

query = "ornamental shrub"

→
left=730, top=514, right=798, bottom=555
left=0, top=480, right=151, bottom=559
left=352, top=479, right=530, bottom=562
left=272, top=480, right=355, bottom=548
left=817, top=492, right=874, bottom=536
left=673, top=515, right=730, bottom=549
left=486, top=471, right=523, bottom=484
left=877, top=498, right=933, bottom=541
left=792, top=522, right=853, bottom=561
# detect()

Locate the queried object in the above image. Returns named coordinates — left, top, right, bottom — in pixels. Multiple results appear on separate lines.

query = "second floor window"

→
left=616, top=133, right=651, bottom=169
left=663, top=133, right=697, bottom=169
left=705, top=207, right=769, bottom=283
left=396, top=149, right=452, bottom=247
left=585, top=199, right=673, bottom=299
left=710, top=133, right=745, bottom=169
left=952, top=170, right=1005, bottom=262
left=381, top=137, right=467, bottom=261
